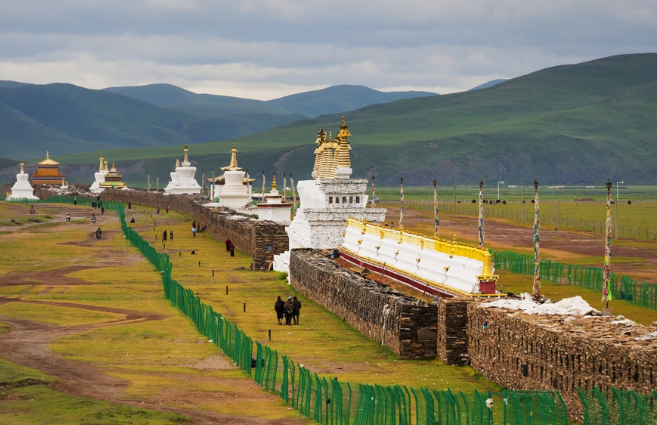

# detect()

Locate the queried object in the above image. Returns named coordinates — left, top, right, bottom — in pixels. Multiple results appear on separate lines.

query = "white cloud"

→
left=0, top=0, right=655, bottom=99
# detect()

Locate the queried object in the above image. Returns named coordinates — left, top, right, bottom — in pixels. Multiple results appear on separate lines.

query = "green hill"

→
left=50, top=53, right=657, bottom=187
left=265, top=84, right=437, bottom=117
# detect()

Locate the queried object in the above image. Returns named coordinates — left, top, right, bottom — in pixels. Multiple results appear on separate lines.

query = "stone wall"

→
left=436, top=298, right=472, bottom=365
left=467, top=302, right=657, bottom=420
left=40, top=188, right=288, bottom=271
left=289, top=249, right=437, bottom=359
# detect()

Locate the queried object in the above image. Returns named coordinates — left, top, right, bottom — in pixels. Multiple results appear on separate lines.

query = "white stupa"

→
left=90, top=155, right=109, bottom=193
left=257, top=173, right=291, bottom=223
left=164, top=145, right=201, bottom=195
left=6, top=161, right=39, bottom=201
left=213, top=144, right=252, bottom=209
left=273, top=117, right=386, bottom=274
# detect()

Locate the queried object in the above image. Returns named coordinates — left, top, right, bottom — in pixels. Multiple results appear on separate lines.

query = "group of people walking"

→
left=162, top=230, right=173, bottom=242
left=274, top=296, right=301, bottom=325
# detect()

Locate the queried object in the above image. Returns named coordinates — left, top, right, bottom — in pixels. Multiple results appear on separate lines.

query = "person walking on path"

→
left=225, top=238, right=231, bottom=252
left=162, top=230, right=167, bottom=242
left=165, top=206, right=169, bottom=213
left=229, top=241, right=235, bottom=257
left=283, top=297, right=294, bottom=325
left=274, top=296, right=285, bottom=325
left=101, top=206, right=105, bottom=215
left=73, top=197, right=77, bottom=205
left=293, top=296, right=301, bottom=325
left=169, top=230, right=173, bottom=241
left=192, top=226, right=197, bottom=238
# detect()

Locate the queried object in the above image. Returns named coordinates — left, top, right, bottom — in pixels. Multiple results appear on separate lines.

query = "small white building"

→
left=257, top=173, right=291, bottom=223
left=6, top=161, right=39, bottom=201
left=164, top=145, right=201, bottom=195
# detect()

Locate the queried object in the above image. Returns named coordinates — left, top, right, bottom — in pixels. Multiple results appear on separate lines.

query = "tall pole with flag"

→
left=433, top=179, right=439, bottom=239
left=282, top=173, right=287, bottom=202
left=478, top=180, right=484, bottom=249
left=399, top=177, right=404, bottom=229
left=533, top=179, right=542, bottom=300
left=156, top=174, right=159, bottom=192
left=602, top=179, right=613, bottom=311
left=371, top=175, right=376, bottom=208
left=261, top=170, right=265, bottom=204
left=290, top=173, right=297, bottom=216
left=147, top=172, right=150, bottom=192
left=201, top=169, right=205, bottom=196
left=211, top=168, right=215, bottom=201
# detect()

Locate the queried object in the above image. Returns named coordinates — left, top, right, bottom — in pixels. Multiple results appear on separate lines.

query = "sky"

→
left=0, top=0, right=655, bottom=100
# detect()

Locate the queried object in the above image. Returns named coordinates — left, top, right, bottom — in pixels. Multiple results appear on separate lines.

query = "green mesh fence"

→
left=32, top=196, right=573, bottom=425
left=493, top=250, right=657, bottom=310
left=577, top=387, right=657, bottom=425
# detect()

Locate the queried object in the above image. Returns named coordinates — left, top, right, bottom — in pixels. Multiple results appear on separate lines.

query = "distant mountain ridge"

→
left=0, top=82, right=436, bottom=160
left=45, top=53, right=657, bottom=187
left=105, top=83, right=437, bottom=118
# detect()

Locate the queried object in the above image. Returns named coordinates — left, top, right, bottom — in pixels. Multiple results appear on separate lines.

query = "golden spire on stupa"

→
left=175, top=158, right=180, bottom=169
left=222, top=143, right=242, bottom=171
left=183, top=145, right=189, bottom=164
left=313, top=128, right=326, bottom=177
left=335, top=117, right=352, bottom=169
left=20, top=160, right=24, bottom=174
left=104, top=160, right=109, bottom=172
left=99, top=154, right=104, bottom=171
left=111, top=160, right=117, bottom=171
left=272, top=172, right=277, bottom=191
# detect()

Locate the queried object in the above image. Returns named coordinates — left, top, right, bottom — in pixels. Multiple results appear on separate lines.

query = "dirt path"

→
left=0, top=204, right=309, bottom=424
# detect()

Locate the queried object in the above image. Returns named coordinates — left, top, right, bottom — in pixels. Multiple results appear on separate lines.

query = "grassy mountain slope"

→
left=52, top=53, right=657, bottom=187
left=266, top=84, right=437, bottom=117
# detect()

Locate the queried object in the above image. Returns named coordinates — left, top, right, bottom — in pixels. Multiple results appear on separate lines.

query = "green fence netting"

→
left=493, top=250, right=657, bottom=310
left=31, top=196, right=574, bottom=425
left=577, top=386, right=657, bottom=425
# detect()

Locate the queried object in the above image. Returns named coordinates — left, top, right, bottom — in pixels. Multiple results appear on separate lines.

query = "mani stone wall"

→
left=436, top=298, right=472, bottom=365
left=93, top=189, right=287, bottom=271
left=467, top=302, right=657, bottom=420
left=289, top=249, right=437, bottom=359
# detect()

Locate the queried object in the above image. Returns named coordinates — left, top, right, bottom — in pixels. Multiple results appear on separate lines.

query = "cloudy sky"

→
left=1, top=0, right=655, bottom=100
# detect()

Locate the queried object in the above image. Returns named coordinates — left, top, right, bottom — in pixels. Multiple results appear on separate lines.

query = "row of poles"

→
left=382, top=176, right=614, bottom=309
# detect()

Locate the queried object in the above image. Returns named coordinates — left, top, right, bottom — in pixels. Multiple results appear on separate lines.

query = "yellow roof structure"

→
left=38, top=151, right=60, bottom=166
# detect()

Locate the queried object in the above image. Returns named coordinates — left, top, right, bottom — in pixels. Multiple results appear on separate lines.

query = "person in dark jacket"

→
left=162, top=230, right=167, bottom=242
left=225, top=238, right=231, bottom=252
left=283, top=297, right=294, bottom=325
left=292, top=296, right=301, bottom=325
left=274, top=296, right=285, bottom=325
left=169, top=230, right=173, bottom=241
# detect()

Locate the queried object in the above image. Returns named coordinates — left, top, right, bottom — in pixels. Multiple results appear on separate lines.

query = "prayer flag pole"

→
left=433, top=179, right=439, bottom=239
left=261, top=170, right=265, bottom=204
left=399, top=177, right=404, bottom=229
left=533, top=179, right=542, bottom=300
left=478, top=180, right=484, bottom=249
left=282, top=173, right=287, bottom=202
left=371, top=175, right=376, bottom=208
left=290, top=173, right=297, bottom=216
left=602, top=179, right=613, bottom=312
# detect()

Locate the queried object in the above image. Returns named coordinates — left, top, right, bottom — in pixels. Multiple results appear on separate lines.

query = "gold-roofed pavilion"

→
left=32, top=151, right=65, bottom=185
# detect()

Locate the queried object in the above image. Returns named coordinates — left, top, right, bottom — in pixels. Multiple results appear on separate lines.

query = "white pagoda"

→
left=6, top=161, right=39, bottom=201
left=213, top=144, right=252, bottom=209
left=164, top=145, right=201, bottom=195
left=90, top=155, right=109, bottom=193
left=273, top=117, right=386, bottom=274
left=257, top=173, right=291, bottom=223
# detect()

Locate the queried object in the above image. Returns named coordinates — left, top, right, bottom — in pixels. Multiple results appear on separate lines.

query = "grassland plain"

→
left=124, top=205, right=502, bottom=392
left=0, top=202, right=313, bottom=424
